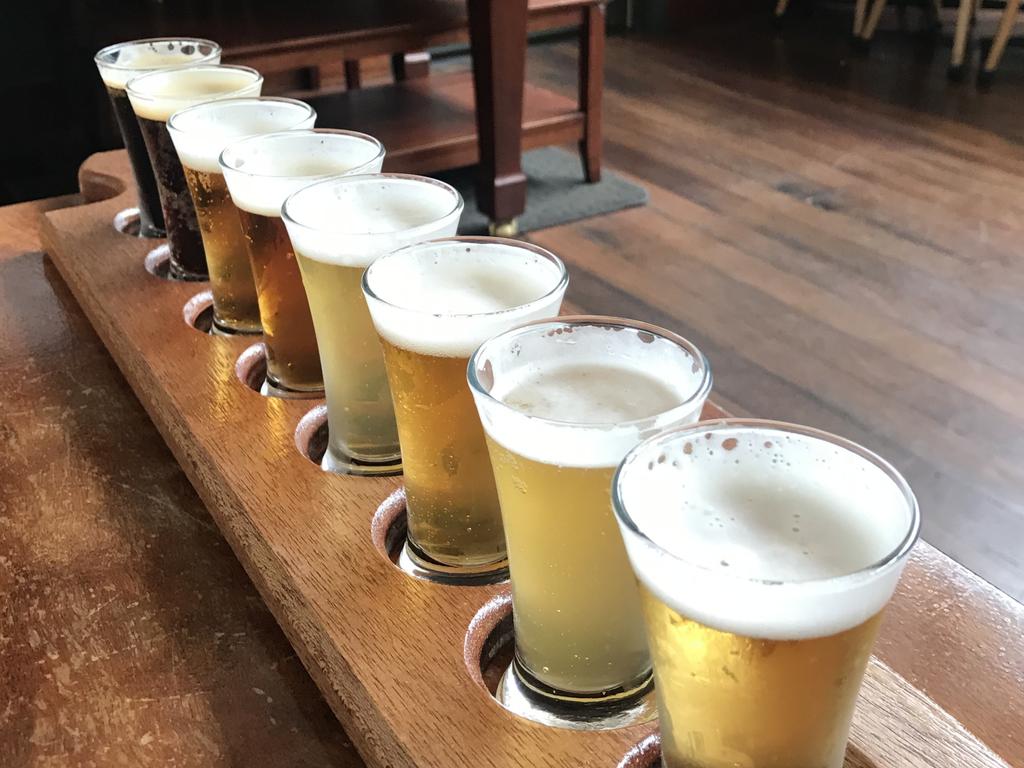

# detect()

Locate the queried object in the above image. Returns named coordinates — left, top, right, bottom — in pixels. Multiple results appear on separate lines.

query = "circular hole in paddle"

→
left=113, top=207, right=141, bottom=236
left=464, top=593, right=515, bottom=698
left=235, top=343, right=269, bottom=394
left=144, top=244, right=173, bottom=279
left=370, top=486, right=410, bottom=567
left=617, top=734, right=661, bottom=768
left=294, top=404, right=330, bottom=466
left=182, top=291, right=214, bottom=334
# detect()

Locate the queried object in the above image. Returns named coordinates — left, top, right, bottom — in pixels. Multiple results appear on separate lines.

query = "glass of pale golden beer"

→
left=281, top=174, right=462, bottom=474
left=363, top=237, right=567, bottom=581
left=95, top=38, right=221, bottom=238
left=612, top=420, right=920, bottom=768
left=220, top=130, right=385, bottom=397
left=167, top=98, right=316, bottom=335
left=127, top=65, right=263, bottom=280
left=468, top=317, right=711, bottom=727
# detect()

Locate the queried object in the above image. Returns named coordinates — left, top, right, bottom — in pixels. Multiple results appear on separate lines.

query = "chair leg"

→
left=774, top=0, right=791, bottom=17
left=344, top=60, right=361, bottom=90
left=861, top=0, right=889, bottom=40
left=854, top=0, right=869, bottom=35
left=949, top=0, right=975, bottom=75
left=981, top=0, right=1023, bottom=81
left=578, top=3, right=604, bottom=183
left=392, top=51, right=431, bottom=81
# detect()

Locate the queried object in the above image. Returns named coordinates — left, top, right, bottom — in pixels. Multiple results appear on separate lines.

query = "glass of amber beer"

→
left=612, top=420, right=920, bottom=768
left=468, top=317, right=711, bottom=727
left=95, top=38, right=221, bottom=238
left=281, top=175, right=462, bottom=473
left=127, top=65, right=263, bottom=280
left=363, top=237, right=567, bottom=581
left=220, top=130, right=386, bottom=396
left=167, top=98, right=316, bottom=335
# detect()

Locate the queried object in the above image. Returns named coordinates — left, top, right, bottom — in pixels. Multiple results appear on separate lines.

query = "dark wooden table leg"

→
left=467, top=0, right=528, bottom=236
left=344, top=60, right=362, bottom=90
left=579, top=2, right=605, bottom=183
left=392, top=51, right=432, bottom=80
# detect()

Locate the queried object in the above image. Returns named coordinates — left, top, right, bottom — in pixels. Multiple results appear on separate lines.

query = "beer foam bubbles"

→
left=127, top=66, right=263, bottom=122
left=615, top=423, right=919, bottom=640
left=168, top=99, right=316, bottom=174
left=364, top=241, right=566, bottom=358
left=96, top=39, right=220, bottom=90
left=221, top=131, right=386, bottom=217
left=283, top=175, right=462, bottom=266
left=470, top=321, right=712, bottom=469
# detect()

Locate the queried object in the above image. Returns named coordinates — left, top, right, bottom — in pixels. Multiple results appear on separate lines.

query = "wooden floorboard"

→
left=511, top=16, right=1024, bottom=602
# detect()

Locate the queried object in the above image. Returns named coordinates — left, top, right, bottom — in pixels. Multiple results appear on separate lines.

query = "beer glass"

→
left=94, top=38, right=221, bottom=238
left=281, top=174, right=462, bottom=472
left=221, top=130, right=385, bottom=397
left=612, top=420, right=920, bottom=768
left=468, top=317, right=711, bottom=725
left=363, top=237, right=567, bottom=581
left=127, top=65, right=263, bottom=280
left=167, top=98, right=316, bottom=334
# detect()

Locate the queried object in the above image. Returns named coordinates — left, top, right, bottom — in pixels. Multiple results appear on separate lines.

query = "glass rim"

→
left=94, top=37, right=221, bottom=69
left=167, top=96, right=316, bottom=135
left=466, top=315, right=713, bottom=430
left=126, top=64, right=262, bottom=102
left=361, top=236, right=568, bottom=321
left=220, top=129, right=386, bottom=181
left=280, top=172, right=462, bottom=239
left=611, top=417, right=921, bottom=589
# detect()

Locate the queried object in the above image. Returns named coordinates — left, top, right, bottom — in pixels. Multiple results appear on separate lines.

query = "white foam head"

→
left=126, top=65, right=262, bottom=122
left=282, top=174, right=463, bottom=267
left=363, top=239, right=567, bottom=357
left=95, top=38, right=221, bottom=90
left=614, top=420, right=920, bottom=640
left=167, top=98, right=316, bottom=174
left=220, top=130, right=386, bottom=217
left=469, top=318, right=712, bottom=468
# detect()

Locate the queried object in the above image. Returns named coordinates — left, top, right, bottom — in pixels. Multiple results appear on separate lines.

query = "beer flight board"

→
left=39, top=149, right=1011, bottom=768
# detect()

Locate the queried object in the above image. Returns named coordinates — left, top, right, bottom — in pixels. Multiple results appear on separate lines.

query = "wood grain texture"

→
left=0, top=197, right=362, bottom=766
left=31, top=150, right=1016, bottom=768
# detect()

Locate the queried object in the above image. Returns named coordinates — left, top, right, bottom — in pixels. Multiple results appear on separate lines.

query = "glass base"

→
left=168, top=262, right=209, bottom=282
left=320, top=445, right=402, bottom=477
left=397, top=540, right=509, bottom=586
left=144, top=244, right=207, bottom=282
left=259, top=377, right=324, bottom=400
left=497, top=657, right=657, bottom=731
left=211, top=318, right=262, bottom=337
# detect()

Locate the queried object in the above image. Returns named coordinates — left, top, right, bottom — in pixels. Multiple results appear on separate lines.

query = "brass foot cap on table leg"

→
left=489, top=218, right=519, bottom=238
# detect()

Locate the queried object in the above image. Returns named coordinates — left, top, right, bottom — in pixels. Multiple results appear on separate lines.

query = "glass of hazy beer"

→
left=94, top=38, right=221, bottom=238
left=221, top=130, right=385, bottom=397
left=126, top=65, right=263, bottom=280
left=281, top=174, right=462, bottom=473
left=613, top=420, right=920, bottom=768
left=362, top=237, right=567, bottom=581
left=468, top=317, right=711, bottom=726
left=167, top=98, right=317, bottom=335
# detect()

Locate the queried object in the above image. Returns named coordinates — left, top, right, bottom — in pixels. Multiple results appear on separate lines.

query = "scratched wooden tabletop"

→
left=1, top=195, right=1022, bottom=766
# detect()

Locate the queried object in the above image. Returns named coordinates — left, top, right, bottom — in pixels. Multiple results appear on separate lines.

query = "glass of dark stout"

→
left=126, top=65, right=263, bottom=281
left=94, top=38, right=221, bottom=239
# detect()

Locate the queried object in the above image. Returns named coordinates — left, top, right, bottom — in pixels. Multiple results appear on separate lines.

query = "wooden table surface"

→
left=2, top=195, right=1022, bottom=766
